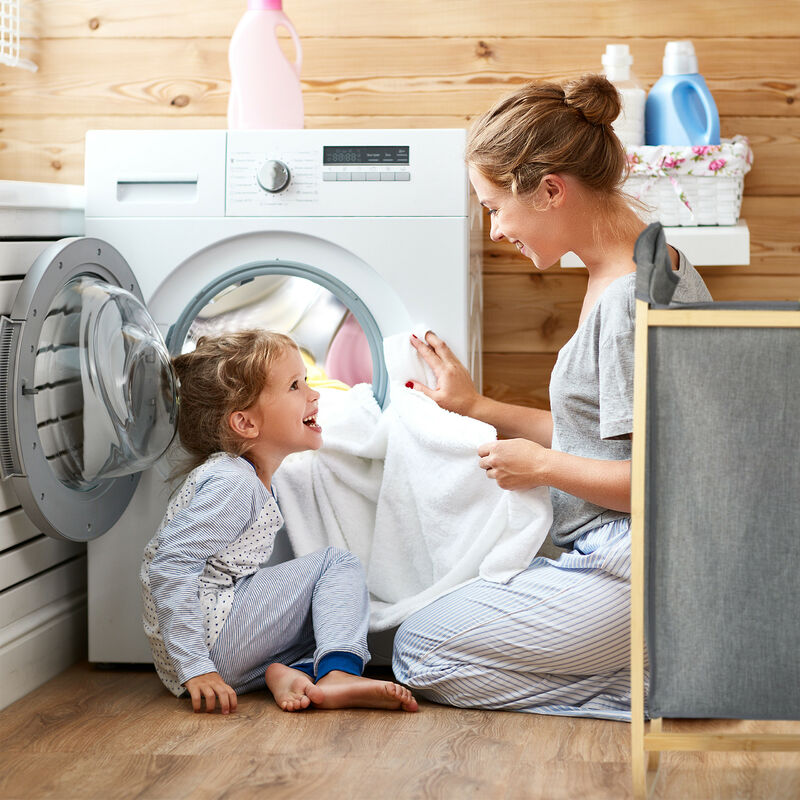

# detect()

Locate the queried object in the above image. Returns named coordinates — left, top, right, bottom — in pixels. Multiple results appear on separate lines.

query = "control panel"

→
left=225, top=130, right=467, bottom=217
left=85, top=129, right=468, bottom=220
left=322, top=145, right=410, bottom=183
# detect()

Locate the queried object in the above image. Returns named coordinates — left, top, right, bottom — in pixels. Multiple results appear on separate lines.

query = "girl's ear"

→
left=229, top=409, right=259, bottom=439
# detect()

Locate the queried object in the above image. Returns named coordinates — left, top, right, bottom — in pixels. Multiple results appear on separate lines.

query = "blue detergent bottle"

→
left=645, top=41, right=720, bottom=146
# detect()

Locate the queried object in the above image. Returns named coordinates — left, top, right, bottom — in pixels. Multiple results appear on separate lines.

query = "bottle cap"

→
left=248, top=0, right=283, bottom=9
left=602, top=44, right=633, bottom=81
left=663, top=40, right=699, bottom=75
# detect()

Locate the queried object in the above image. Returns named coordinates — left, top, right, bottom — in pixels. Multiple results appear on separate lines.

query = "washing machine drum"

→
left=0, top=237, right=177, bottom=542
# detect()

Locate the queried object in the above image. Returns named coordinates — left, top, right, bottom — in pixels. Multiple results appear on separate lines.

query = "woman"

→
left=391, top=74, right=711, bottom=720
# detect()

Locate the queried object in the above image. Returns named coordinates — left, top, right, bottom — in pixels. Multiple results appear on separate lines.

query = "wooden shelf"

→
left=561, top=220, right=750, bottom=268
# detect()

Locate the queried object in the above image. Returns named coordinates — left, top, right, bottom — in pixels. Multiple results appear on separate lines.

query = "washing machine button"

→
left=365, top=172, right=381, bottom=182
left=380, top=172, right=395, bottom=181
left=351, top=172, right=366, bottom=181
left=394, top=172, right=411, bottom=181
left=257, top=160, right=291, bottom=193
left=323, top=172, right=336, bottom=181
left=336, top=172, right=352, bottom=181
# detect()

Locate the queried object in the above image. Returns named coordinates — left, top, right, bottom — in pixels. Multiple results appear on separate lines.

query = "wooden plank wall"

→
left=1, top=0, right=798, bottom=407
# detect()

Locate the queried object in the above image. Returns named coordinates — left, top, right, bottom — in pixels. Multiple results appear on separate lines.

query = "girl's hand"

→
left=478, top=439, right=551, bottom=491
left=407, top=331, right=481, bottom=416
left=184, top=672, right=238, bottom=714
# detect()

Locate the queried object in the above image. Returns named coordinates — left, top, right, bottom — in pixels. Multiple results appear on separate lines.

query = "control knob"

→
left=257, top=159, right=291, bottom=193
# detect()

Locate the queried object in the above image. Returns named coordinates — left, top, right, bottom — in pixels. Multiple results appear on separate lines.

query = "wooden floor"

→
left=1, top=663, right=799, bottom=800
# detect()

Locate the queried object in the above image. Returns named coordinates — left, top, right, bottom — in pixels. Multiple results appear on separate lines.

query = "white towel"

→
left=273, top=334, right=553, bottom=631
left=382, top=325, right=437, bottom=389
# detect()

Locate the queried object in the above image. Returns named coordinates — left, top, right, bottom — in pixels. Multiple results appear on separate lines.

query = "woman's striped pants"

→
left=392, top=519, right=644, bottom=721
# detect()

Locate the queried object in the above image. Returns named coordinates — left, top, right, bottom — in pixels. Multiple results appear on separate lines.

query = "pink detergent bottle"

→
left=227, top=0, right=304, bottom=129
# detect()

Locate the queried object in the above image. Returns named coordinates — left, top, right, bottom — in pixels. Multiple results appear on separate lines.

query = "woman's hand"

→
left=478, top=438, right=551, bottom=491
left=407, top=331, right=481, bottom=416
left=184, top=672, right=238, bottom=714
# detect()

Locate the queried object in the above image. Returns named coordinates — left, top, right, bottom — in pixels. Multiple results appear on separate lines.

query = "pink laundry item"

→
left=325, top=313, right=373, bottom=387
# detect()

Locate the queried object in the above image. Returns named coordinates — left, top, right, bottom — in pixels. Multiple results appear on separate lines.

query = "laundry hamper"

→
left=629, top=223, right=800, bottom=799
left=623, top=136, right=753, bottom=226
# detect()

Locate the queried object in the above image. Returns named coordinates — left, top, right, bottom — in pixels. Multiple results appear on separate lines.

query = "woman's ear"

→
left=229, top=409, right=259, bottom=439
left=539, top=174, right=567, bottom=209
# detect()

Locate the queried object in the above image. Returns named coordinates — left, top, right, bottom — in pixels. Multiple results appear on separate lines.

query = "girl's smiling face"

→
left=232, top=346, right=323, bottom=467
left=468, top=166, right=566, bottom=270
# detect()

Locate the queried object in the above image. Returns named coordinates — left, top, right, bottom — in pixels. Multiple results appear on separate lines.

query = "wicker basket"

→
left=622, top=136, right=753, bottom=227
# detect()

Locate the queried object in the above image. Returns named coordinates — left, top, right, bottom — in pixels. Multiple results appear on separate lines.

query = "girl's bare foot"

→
left=313, top=670, right=419, bottom=712
left=265, top=663, right=325, bottom=712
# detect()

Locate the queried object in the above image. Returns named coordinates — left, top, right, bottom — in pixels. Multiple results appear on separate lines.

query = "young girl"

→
left=141, top=330, right=417, bottom=714
left=392, top=74, right=712, bottom=720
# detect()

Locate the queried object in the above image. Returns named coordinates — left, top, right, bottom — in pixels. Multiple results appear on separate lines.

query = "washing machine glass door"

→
left=0, top=237, right=178, bottom=542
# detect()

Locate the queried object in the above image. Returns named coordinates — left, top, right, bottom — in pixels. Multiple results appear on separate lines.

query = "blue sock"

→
left=316, top=651, right=364, bottom=681
left=291, top=661, right=315, bottom=679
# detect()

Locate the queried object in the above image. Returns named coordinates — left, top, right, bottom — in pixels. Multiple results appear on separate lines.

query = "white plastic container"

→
left=227, top=0, right=304, bottom=130
left=601, top=44, right=646, bottom=147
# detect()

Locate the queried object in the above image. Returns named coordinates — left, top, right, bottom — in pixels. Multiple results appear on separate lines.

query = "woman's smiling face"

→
left=468, top=166, right=565, bottom=271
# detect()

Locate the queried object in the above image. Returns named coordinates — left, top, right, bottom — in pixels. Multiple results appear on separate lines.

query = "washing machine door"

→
left=0, top=238, right=178, bottom=542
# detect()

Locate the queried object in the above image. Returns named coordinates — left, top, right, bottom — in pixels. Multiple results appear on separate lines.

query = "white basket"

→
left=0, top=0, right=37, bottom=72
left=624, top=173, right=744, bottom=226
left=622, top=136, right=752, bottom=227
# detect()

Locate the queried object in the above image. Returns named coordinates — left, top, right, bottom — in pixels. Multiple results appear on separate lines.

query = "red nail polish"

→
left=405, top=381, right=414, bottom=388
left=411, top=334, right=419, bottom=340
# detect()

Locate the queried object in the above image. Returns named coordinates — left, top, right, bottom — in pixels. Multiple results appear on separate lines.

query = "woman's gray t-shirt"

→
left=548, top=250, right=711, bottom=547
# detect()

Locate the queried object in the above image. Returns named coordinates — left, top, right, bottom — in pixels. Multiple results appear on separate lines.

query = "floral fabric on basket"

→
left=624, top=135, right=753, bottom=223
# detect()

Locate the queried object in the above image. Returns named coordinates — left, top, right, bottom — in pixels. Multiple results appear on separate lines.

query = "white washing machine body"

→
left=71, top=128, right=482, bottom=663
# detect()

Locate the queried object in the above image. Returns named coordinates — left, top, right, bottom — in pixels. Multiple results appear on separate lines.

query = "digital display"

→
left=323, top=146, right=410, bottom=165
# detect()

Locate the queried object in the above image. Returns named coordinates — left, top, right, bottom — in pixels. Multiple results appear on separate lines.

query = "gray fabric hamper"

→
left=645, top=324, right=800, bottom=719
left=630, top=222, right=800, bottom=798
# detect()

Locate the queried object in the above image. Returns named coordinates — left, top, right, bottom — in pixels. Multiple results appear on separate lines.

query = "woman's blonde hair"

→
left=171, top=329, right=298, bottom=475
left=465, top=74, right=633, bottom=226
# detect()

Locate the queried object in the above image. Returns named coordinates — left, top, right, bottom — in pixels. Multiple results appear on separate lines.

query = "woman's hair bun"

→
left=563, top=73, right=621, bottom=127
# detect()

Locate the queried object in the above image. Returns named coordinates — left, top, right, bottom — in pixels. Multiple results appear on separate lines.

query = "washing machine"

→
left=0, top=129, right=482, bottom=664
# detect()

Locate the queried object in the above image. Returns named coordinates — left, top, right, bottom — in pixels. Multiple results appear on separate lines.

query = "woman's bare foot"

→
left=264, top=663, right=325, bottom=712
left=312, top=671, right=419, bottom=712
